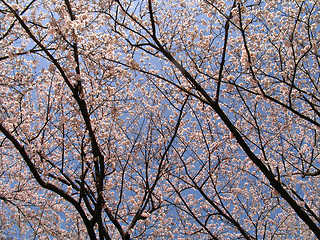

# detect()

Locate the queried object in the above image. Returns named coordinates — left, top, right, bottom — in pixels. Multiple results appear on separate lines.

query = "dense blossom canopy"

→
left=0, top=0, right=319, bottom=239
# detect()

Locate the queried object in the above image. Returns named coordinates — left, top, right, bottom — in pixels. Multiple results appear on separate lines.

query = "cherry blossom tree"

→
left=0, top=0, right=319, bottom=239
